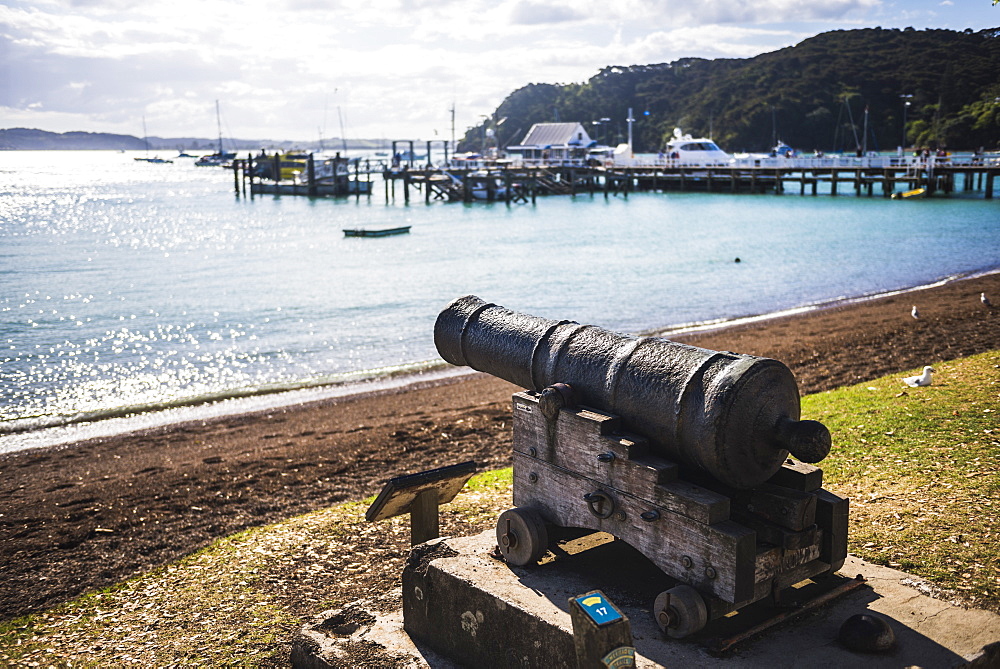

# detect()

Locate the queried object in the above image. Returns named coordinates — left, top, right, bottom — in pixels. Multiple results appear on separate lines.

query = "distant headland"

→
left=0, top=128, right=379, bottom=152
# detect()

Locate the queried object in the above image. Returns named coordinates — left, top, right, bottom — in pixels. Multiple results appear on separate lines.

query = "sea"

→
left=2, top=150, right=998, bottom=454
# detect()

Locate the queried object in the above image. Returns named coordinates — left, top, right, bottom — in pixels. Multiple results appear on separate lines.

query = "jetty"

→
left=231, top=150, right=1000, bottom=202
left=381, top=154, right=1000, bottom=201
left=232, top=152, right=376, bottom=198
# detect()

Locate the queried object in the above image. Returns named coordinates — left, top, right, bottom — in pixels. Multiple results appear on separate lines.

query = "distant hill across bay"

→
left=464, top=26, right=1000, bottom=153
left=0, top=128, right=382, bottom=152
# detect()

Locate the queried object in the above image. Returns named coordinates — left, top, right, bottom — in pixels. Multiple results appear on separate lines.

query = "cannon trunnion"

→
left=435, top=296, right=849, bottom=639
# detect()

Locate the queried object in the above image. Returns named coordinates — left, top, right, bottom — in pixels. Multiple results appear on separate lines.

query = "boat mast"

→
left=626, top=107, right=635, bottom=156
left=215, top=100, right=223, bottom=156
left=862, top=105, right=869, bottom=155
left=337, top=106, right=348, bottom=155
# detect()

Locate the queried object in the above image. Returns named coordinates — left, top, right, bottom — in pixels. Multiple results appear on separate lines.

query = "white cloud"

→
left=2, top=0, right=996, bottom=140
left=509, top=1, right=585, bottom=25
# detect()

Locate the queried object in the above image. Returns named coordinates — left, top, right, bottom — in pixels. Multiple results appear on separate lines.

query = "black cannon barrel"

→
left=434, top=295, right=830, bottom=489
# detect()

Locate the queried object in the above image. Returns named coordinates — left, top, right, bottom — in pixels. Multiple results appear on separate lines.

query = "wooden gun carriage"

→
left=435, top=296, right=849, bottom=638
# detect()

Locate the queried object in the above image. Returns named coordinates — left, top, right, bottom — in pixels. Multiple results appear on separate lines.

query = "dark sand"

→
left=1, top=272, right=997, bottom=623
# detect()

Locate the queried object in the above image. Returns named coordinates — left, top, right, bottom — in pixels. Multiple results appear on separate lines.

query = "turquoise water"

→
left=2, top=150, right=998, bottom=447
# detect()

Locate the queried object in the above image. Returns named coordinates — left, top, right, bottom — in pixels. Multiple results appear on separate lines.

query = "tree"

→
left=463, top=28, right=1000, bottom=152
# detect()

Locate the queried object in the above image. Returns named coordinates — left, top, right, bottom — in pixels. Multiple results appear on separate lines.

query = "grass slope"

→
left=806, top=350, right=1000, bottom=609
left=1, top=353, right=997, bottom=664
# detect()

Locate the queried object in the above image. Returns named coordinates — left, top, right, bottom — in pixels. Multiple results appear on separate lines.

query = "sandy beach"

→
left=1, top=271, right=998, bottom=623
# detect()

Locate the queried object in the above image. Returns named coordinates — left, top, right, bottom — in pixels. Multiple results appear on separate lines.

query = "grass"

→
left=804, top=349, right=1000, bottom=609
left=1, top=351, right=997, bottom=664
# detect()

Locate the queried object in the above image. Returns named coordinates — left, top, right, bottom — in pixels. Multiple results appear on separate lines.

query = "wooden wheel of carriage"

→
left=653, top=584, right=708, bottom=638
left=495, top=507, right=548, bottom=566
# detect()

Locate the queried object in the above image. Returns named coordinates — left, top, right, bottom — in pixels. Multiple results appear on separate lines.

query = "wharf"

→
left=229, top=151, right=1000, bottom=202
left=231, top=152, right=377, bottom=198
left=385, top=161, right=1000, bottom=202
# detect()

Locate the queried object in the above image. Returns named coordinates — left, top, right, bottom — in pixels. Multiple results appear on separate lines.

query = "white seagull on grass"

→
left=902, top=366, right=935, bottom=387
left=911, top=305, right=920, bottom=319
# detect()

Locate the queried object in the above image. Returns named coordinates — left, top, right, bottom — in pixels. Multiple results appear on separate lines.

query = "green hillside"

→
left=469, top=27, right=1000, bottom=154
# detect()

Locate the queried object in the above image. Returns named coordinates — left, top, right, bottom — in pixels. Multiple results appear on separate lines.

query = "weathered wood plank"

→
left=767, top=459, right=823, bottom=491
left=513, top=392, right=653, bottom=474
left=736, top=511, right=819, bottom=551
left=409, top=489, right=440, bottom=546
left=654, top=479, right=730, bottom=525
left=746, top=483, right=817, bottom=531
left=513, top=454, right=755, bottom=603
left=752, top=540, right=822, bottom=584
left=772, top=559, right=832, bottom=596
left=512, top=391, right=729, bottom=524
left=815, top=488, right=849, bottom=572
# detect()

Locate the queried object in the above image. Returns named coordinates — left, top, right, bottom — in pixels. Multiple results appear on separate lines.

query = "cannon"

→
left=435, top=294, right=830, bottom=489
left=435, top=295, right=849, bottom=638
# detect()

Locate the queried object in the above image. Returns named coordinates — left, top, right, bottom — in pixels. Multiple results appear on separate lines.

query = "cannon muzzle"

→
left=434, top=295, right=830, bottom=489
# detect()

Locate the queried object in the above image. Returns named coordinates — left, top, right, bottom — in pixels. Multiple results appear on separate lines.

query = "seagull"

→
left=902, top=366, right=934, bottom=387
left=911, top=305, right=920, bottom=319
left=982, top=292, right=992, bottom=308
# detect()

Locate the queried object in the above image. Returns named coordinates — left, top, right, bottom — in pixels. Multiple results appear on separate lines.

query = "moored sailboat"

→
left=195, top=101, right=236, bottom=167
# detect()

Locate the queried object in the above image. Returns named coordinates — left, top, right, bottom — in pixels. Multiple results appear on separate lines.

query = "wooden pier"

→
left=384, top=158, right=999, bottom=202
left=233, top=152, right=1000, bottom=202
left=232, top=152, right=377, bottom=198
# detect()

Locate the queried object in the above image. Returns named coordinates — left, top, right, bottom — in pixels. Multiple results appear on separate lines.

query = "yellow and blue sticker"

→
left=575, top=593, right=623, bottom=626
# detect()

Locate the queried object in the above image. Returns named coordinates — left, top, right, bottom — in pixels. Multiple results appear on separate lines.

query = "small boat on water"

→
left=134, top=116, right=173, bottom=163
left=194, top=152, right=235, bottom=167
left=195, top=100, right=236, bottom=167
left=891, top=187, right=926, bottom=200
left=343, top=226, right=411, bottom=238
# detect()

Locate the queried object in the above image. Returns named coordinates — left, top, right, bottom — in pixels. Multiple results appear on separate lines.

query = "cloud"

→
left=2, top=0, right=996, bottom=140
left=509, top=1, right=585, bottom=25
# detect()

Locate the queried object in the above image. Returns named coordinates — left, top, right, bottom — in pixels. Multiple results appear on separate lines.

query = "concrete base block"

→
left=296, top=530, right=1000, bottom=668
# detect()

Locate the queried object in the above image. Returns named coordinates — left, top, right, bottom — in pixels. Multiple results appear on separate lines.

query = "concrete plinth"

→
left=294, top=530, right=1000, bottom=668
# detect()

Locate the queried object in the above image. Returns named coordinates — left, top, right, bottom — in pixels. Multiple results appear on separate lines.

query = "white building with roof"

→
left=505, top=122, right=595, bottom=164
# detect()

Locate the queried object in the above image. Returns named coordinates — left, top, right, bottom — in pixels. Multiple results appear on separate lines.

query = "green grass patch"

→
left=804, top=350, right=1000, bottom=610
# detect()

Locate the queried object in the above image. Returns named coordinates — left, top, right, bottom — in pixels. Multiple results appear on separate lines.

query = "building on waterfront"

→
left=506, top=123, right=596, bottom=163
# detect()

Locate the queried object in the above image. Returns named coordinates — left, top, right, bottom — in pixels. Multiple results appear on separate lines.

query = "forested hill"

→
left=471, top=27, right=1000, bottom=153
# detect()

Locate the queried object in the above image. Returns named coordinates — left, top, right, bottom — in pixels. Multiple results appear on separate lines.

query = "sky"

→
left=1, top=0, right=998, bottom=144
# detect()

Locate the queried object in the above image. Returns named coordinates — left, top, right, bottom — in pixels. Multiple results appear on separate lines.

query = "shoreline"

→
left=3, top=266, right=998, bottom=456
left=652, top=265, right=999, bottom=337
left=1, top=270, right=997, bottom=622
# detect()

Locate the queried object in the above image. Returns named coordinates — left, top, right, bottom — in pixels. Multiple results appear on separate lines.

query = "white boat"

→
left=661, top=129, right=732, bottom=165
